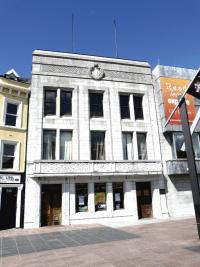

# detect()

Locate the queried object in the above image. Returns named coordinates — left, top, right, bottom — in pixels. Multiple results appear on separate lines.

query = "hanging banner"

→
left=160, top=77, right=196, bottom=125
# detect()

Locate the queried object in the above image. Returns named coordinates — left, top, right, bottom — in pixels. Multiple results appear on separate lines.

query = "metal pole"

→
left=113, top=19, right=118, bottom=58
left=71, top=13, right=74, bottom=52
left=179, top=97, right=200, bottom=238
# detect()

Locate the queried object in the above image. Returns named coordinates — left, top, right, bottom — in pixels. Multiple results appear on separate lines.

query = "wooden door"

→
left=136, top=182, right=152, bottom=219
left=41, top=184, right=62, bottom=226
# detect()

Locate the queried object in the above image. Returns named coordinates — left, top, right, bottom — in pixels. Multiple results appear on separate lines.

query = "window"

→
left=5, top=102, right=18, bottom=126
left=43, top=130, right=56, bottom=159
left=44, top=90, right=57, bottom=116
left=172, top=132, right=200, bottom=159
left=89, top=92, right=103, bottom=117
left=60, top=131, right=72, bottom=160
left=120, top=95, right=130, bottom=119
left=122, top=132, right=133, bottom=160
left=95, top=183, right=106, bottom=211
left=76, top=183, right=88, bottom=212
left=137, top=133, right=147, bottom=160
left=133, top=95, right=144, bottom=120
left=2, top=143, right=16, bottom=169
left=60, top=90, right=72, bottom=116
left=91, top=132, right=105, bottom=160
left=113, top=182, right=124, bottom=210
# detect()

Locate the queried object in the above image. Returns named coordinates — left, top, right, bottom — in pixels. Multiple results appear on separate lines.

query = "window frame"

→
left=42, top=129, right=57, bottom=160
left=0, top=140, right=19, bottom=170
left=3, top=98, right=22, bottom=128
left=122, top=132, right=133, bottom=160
left=90, top=131, right=106, bottom=160
left=75, top=183, right=88, bottom=213
left=89, top=91, right=104, bottom=118
left=136, top=132, right=148, bottom=160
left=119, top=94, right=130, bottom=119
left=133, top=94, right=144, bottom=120
left=60, top=89, right=72, bottom=116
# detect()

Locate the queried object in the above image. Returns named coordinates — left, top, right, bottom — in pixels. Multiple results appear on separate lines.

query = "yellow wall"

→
left=0, top=77, right=30, bottom=172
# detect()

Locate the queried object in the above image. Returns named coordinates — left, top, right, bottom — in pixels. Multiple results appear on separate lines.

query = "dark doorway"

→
left=0, top=187, right=17, bottom=230
left=136, top=182, right=152, bottom=219
left=41, top=184, right=62, bottom=227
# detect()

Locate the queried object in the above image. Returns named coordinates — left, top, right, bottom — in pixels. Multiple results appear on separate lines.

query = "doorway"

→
left=41, top=184, right=62, bottom=227
left=136, top=182, right=152, bottom=219
left=0, top=187, right=17, bottom=230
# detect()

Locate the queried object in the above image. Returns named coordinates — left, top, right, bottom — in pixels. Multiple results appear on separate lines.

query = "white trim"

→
left=3, top=98, right=22, bottom=128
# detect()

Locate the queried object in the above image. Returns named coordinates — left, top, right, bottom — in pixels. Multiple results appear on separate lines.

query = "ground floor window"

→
left=113, top=182, right=124, bottom=210
left=95, top=183, right=106, bottom=211
left=75, top=183, right=88, bottom=212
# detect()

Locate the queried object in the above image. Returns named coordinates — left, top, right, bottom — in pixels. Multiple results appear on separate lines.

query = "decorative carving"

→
left=89, top=64, right=105, bottom=80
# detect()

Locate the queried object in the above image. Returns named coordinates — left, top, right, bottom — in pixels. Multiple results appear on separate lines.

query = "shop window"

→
left=2, top=143, right=16, bottom=169
left=95, top=183, right=106, bottom=211
left=91, top=131, right=105, bottom=160
left=89, top=92, right=103, bottom=117
left=113, top=182, right=124, bottom=210
left=120, top=95, right=130, bottom=119
left=60, top=90, right=72, bottom=116
left=60, top=131, right=72, bottom=160
left=122, top=132, right=133, bottom=160
left=76, top=183, right=88, bottom=212
left=137, top=132, right=147, bottom=160
left=43, top=130, right=56, bottom=160
left=133, top=95, right=144, bottom=120
left=44, top=89, right=57, bottom=116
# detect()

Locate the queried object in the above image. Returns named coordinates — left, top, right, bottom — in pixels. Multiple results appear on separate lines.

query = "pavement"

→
left=0, top=217, right=200, bottom=266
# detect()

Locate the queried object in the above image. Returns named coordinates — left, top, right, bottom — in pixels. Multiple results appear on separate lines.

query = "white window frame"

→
left=3, top=98, right=22, bottom=128
left=0, top=140, right=20, bottom=170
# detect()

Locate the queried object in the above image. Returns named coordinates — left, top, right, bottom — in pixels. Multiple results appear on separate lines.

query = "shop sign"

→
left=160, top=77, right=196, bottom=125
left=0, top=174, right=21, bottom=184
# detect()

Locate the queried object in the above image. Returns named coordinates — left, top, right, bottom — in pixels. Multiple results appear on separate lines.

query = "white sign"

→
left=0, top=175, right=21, bottom=184
left=79, top=196, right=85, bottom=205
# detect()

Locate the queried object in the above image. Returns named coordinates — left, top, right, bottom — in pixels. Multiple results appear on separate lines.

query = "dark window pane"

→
left=133, top=95, right=144, bottom=120
left=7, top=103, right=17, bottom=115
left=2, top=157, right=14, bottom=169
left=95, top=183, right=106, bottom=211
left=137, top=133, right=147, bottom=160
left=76, top=183, right=88, bottom=212
left=91, top=132, right=105, bottom=160
left=43, top=130, right=56, bottom=159
left=2, top=144, right=15, bottom=169
left=90, top=93, right=103, bottom=117
left=4, top=144, right=15, bottom=156
left=60, top=91, right=72, bottom=116
left=44, top=90, right=57, bottom=116
left=113, top=182, right=124, bottom=210
left=5, top=114, right=17, bottom=126
left=120, top=95, right=130, bottom=119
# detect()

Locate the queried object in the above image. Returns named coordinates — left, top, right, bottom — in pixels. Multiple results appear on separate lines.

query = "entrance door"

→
left=136, top=182, right=152, bottom=219
left=41, top=184, right=62, bottom=227
left=0, top=187, right=17, bottom=230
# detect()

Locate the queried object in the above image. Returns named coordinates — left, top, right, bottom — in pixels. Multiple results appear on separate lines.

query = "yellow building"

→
left=0, top=69, right=30, bottom=230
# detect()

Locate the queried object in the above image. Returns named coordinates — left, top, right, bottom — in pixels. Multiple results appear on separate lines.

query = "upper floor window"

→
left=137, top=132, right=147, bottom=160
left=43, top=130, right=56, bottom=160
left=44, top=88, right=72, bottom=116
left=4, top=99, right=21, bottom=127
left=60, top=131, right=72, bottom=160
left=133, top=95, right=144, bottom=120
left=1, top=142, right=17, bottom=169
left=91, top=131, right=105, bottom=160
left=89, top=92, right=103, bottom=117
left=120, top=95, right=130, bottom=119
left=122, top=132, right=133, bottom=160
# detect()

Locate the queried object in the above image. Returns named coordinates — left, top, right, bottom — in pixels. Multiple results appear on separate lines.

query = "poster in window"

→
left=115, top=193, right=121, bottom=202
left=79, top=196, right=85, bottom=205
left=160, top=77, right=196, bottom=125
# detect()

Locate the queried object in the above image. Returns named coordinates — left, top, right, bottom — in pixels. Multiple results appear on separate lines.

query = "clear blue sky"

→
left=1, top=0, right=200, bottom=77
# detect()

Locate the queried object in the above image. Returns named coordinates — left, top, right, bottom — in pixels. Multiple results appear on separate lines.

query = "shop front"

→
left=0, top=174, right=23, bottom=230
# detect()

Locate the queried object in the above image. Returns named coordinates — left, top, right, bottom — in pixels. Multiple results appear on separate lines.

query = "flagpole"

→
left=71, top=13, right=74, bottom=52
left=113, top=19, right=118, bottom=58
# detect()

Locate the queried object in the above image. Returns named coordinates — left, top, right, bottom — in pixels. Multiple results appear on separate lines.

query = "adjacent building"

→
left=0, top=69, right=30, bottom=229
left=153, top=65, right=199, bottom=217
left=24, top=50, right=168, bottom=228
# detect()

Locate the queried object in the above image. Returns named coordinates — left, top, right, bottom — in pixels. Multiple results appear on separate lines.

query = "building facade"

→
left=0, top=70, right=30, bottom=229
left=24, top=50, right=168, bottom=228
left=153, top=65, right=199, bottom=217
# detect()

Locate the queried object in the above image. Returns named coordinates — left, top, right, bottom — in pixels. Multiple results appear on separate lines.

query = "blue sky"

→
left=1, top=0, right=200, bottom=77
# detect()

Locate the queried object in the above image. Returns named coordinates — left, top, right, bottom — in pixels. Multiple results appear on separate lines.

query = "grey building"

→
left=24, top=50, right=167, bottom=228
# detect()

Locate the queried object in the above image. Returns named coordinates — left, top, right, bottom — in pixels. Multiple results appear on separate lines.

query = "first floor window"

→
left=91, top=131, right=105, bottom=160
left=137, top=133, right=147, bottom=160
left=95, top=183, right=106, bottom=211
left=113, top=182, right=124, bottom=210
left=43, top=130, right=56, bottom=159
left=122, top=132, right=133, bottom=160
left=2, top=143, right=16, bottom=169
left=60, top=131, right=72, bottom=160
left=76, top=183, right=88, bottom=212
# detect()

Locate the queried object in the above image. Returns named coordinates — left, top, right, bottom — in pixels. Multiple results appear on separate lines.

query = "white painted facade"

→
left=24, top=50, right=167, bottom=228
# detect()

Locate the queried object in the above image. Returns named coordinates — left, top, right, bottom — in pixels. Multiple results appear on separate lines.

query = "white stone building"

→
left=153, top=65, right=199, bottom=217
left=24, top=50, right=167, bottom=228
